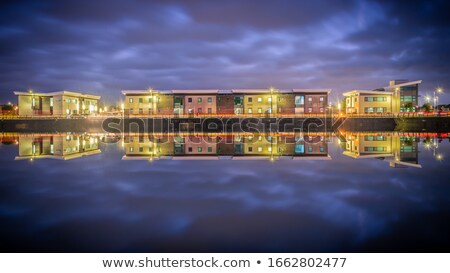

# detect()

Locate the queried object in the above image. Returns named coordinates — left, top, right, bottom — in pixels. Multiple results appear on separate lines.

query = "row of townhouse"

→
left=121, top=89, right=330, bottom=116
left=11, top=79, right=421, bottom=117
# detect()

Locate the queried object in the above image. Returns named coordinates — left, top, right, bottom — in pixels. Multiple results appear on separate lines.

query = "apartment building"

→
left=343, top=80, right=421, bottom=114
left=14, top=91, right=100, bottom=116
left=121, top=89, right=330, bottom=116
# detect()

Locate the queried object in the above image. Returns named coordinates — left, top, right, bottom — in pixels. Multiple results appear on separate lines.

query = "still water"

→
left=0, top=132, right=449, bottom=252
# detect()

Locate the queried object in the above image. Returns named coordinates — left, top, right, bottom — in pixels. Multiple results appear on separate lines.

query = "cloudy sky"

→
left=0, top=0, right=449, bottom=104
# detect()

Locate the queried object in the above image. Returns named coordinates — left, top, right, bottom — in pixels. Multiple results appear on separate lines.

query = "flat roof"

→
left=14, top=91, right=100, bottom=100
left=386, top=80, right=422, bottom=88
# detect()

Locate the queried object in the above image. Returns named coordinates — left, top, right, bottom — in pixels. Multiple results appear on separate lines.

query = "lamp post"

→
left=434, top=87, right=443, bottom=112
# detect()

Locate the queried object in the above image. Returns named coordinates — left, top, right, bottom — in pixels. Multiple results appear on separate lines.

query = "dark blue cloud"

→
left=0, top=0, right=449, bottom=105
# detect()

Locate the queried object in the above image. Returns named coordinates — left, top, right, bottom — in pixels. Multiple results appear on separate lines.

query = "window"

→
left=364, top=146, right=386, bottom=152
left=49, top=98, right=53, bottom=107
left=320, top=108, right=324, bottom=112
left=139, top=108, right=143, bottom=114
left=148, top=108, right=152, bottom=114
left=139, top=147, right=143, bottom=152
left=139, top=98, right=143, bottom=103
left=320, top=147, right=324, bottom=152
left=400, top=96, right=416, bottom=102
left=354, top=98, right=358, bottom=102
left=198, top=98, right=202, bottom=102
left=149, top=147, right=153, bottom=152
left=32, top=97, right=36, bottom=107
left=208, top=97, right=212, bottom=103
left=295, top=144, right=304, bottom=153
left=268, top=147, right=272, bottom=152
left=295, top=96, right=304, bottom=105
left=248, top=97, right=252, bottom=103
left=198, top=108, right=202, bottom=113
left=208, top=108, right=212, bottom=114
left=73, top=99, right=77, bottom=104
left=188, top=147, right=193, bottom=152
left=208, top=147, right=212, bottom=152
left=308, top=146, right=313, bottom=152
left=66, top=109, right=70, bottom=115
left=188, top=98, right=192, bottom=103
left=148, top=98, right=152, bottom=103
left=308, top=108, right=312, bottom=113
left=188, top=108, right=193, bottom=114
left=72, top=110, right=77, bottom=114
left=129, top=98, right=133, bottom=103
left=198, top=147, right=202, bottom=152
left=248, top=108, right=253, bottom=114
left=257, top=97, right=262, bottom=102
left=130, top=108, right=133, bottom=114
left=320, top=97, right=324, bottom=102
left=267, top=107, right=272, bottom=114
left=268, top=97, right=272, bottom=102
left=258, top=108, right=262, bottom=113
left=66, top=98, right=71, bottom=103
left=248, top=147, right=253, bottom=152
left=257, top=147, right=262, bottom=152
left=308, top=97, right=312, bottom=102
left=130, top=147, right=134, bottom=152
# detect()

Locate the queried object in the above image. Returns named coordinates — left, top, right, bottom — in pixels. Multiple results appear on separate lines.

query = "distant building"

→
left=343, top=80, right=421, bottom=114
left=14, top=91, right=100, bottom=116
left=121, top=89, right=330, bottom=116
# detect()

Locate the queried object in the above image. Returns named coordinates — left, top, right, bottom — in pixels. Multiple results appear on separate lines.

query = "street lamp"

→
left=434, top=87, right=444, bottom=112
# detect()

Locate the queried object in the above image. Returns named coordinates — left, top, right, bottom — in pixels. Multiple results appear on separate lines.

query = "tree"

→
left=404, top=102, right=414, bottom=112
left=422, top=103, right=432, bottom=112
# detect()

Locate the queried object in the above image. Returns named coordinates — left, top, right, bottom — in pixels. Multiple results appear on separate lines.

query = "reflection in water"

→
left=122, top=134, right=331, bottom=161
left=13, top=134, right=101, bottom=160
left=342, top=133, right=420, bottom=168
left=0, top=132, right=449, bottom=252
left=3, top=132, right=446, bottom=167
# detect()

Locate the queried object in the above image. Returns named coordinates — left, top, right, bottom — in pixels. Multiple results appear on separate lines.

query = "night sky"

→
left=1, top=0, right=449, bottom=105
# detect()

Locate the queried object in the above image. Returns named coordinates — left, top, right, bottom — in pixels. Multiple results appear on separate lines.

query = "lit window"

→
left=130, top=147, right=134, bottom=152
left=49, top=98, right=53, bottom=107
left=257, top=97, right=262, bottom=102
left=129, top=98, right=133, bottom=103
left=308, top=108, right=312, bottom=113
left=320, top=108, right=324, bottom=112
left=258, top=108, right=262, bottom=113
left=208, top=97, right=212, bottom=103
left=268, top=147, right=272, bottom=152
left=257, top=147, right=262, bottom=152
left=320, top=97, right=324, bottom=102
left=198, top=98, right=202, bottom=102
left=308, top=97, right=312, bottom=102
left=268, top=97, right=272, bottom=102
left=198, top=147, right=202, bottom=152
left=308, top=146, right=313, bottom=152
left=248, top=108, right=253, bottom=114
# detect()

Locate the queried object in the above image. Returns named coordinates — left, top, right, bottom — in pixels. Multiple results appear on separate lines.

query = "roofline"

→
left=14, top=91, right=100, bottom=100
left=387, top=80, right=422, bottom=88
left=122, top=89, right=332, bottom=95
left=343, top=90, right=394, bottom=96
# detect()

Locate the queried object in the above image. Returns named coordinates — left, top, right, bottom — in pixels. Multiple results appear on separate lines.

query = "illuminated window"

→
left=198, top=98, right=202, bottom=102
left=320, top=97, right=324, bottom=101
left=148, top=98, right=152, bottom=103
left=258, top=108, right=262, bottom=113
left=129, top=98, right=133, bottom=103
left=257, top=97, right=262, bottom=102
left=257, top=147, right=262, bottom=152
left=208, top=97, right=212, bottom=103
left=268, top=147, right=272, bottom=152
left=308, top=146, right=313, bottom=152
left=198, top=147, right=202, bottom=152
left=295, top=96, right=304, bottom=105
left=248, top=108, right=253, bottom=114
left=49, top=98, right=53, bottom=107
left=268, top=97, right=272, bottom=102
left=308, top=97, right=312, bottom=102
left=130, top=147, right=134, bottom=152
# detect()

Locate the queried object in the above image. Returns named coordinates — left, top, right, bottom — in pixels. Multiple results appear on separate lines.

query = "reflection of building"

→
left=15, top=134, right=101, bottom=160
left=122, top=134, right=331, bottom=160
left=343, top=80, right=421, bottom=114
left=343, top=133, right=421, bottom=168
left=14, top=91, right=100, bottom=116
left=121, top=89, right=330, bottom=116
